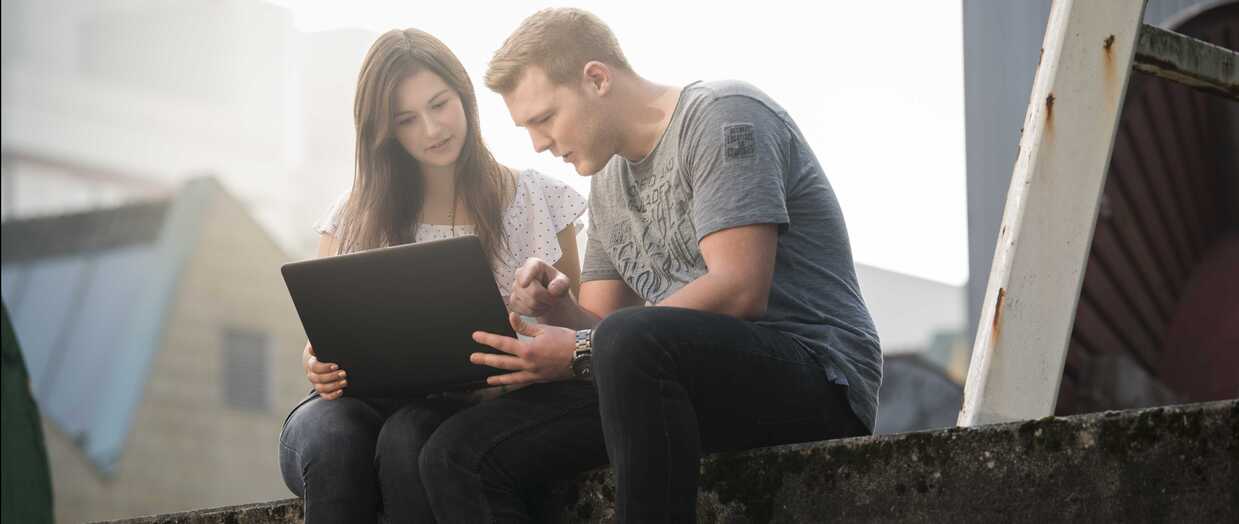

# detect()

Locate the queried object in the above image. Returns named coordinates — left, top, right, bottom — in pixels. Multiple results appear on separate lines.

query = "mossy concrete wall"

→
left=103, top=400, right=1237, bottom=523
left=549, top=400, right=1236, bottom=522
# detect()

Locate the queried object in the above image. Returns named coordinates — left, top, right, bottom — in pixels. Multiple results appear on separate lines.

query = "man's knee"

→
left=417, top=415, right=475, bottom=483
left=417, top=410, right=519, bottom=495
left=593, top=307, right=683, bottom=375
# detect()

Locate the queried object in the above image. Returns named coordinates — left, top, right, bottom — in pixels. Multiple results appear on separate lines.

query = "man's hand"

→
left=509, top=258, right=572, bottom=317
left=470, top=313, right=576, bottom=385
left=302, top=342, right=348, bottom=400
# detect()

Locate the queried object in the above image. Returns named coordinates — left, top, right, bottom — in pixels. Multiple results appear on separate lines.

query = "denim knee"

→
left=278, top=397, right=382, bottom=495
left=375, top=404, right=442, bottom=475
left=593, top=307, right=675, bottom=379
left=416, top=415, right=470, bottom=482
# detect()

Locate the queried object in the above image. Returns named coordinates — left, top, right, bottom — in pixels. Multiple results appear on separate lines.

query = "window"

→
left=222, top=328, right=271, bottom=412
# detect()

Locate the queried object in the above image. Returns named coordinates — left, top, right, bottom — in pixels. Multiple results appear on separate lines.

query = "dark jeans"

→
left=280, top=306, right=865, bottom=522
left=278, top=394, right=467, bottom=523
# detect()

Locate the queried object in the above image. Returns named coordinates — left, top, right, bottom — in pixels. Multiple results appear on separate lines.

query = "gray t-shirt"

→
left=582, top=80, right=882, bottom=432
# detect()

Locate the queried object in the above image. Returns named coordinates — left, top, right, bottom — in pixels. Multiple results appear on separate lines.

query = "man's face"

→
left=503, top=66, right=613, bottom=176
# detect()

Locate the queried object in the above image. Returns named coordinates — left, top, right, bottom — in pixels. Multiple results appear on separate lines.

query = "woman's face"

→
left=392, top=69, right=468, bottom=170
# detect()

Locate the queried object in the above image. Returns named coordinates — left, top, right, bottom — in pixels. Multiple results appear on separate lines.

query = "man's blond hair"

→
left=485, top=8, right=632, bottom=93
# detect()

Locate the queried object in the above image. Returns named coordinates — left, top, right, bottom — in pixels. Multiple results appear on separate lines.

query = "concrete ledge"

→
left=104, top=400, right=1237, bottom=523
left=104, top=498, right=303, bottom=524
left=547, top=400, right=1237, bottom=522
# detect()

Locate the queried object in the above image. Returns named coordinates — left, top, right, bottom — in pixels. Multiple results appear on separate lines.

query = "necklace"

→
left=447, top=179, right=458, bottom=237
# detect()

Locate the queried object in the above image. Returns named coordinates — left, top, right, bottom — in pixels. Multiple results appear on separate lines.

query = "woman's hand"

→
left=302, top=342, right=348, bottom=400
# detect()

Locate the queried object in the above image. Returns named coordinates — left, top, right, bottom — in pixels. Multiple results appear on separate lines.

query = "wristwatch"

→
left=572, top=329, right=593, bottom=378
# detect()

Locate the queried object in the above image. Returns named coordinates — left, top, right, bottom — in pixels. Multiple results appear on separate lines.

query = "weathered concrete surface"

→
left=99, top=400, right=1237, bottom=523
left=547, top=400, right=1237, bottom=523
left=104, top=498, right=302, bottom=524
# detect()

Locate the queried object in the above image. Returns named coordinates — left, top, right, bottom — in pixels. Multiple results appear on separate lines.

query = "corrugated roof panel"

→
left=0, top=177, right=218, bottom=474
left=1, top=266, right=24, bottom=300
left=47, top=247, right=161, bottom=447
left=1060, top=1, right=1239, bottom=415
left=2, top=246, right=161, bottom=459
left=2, top=257, right=92, bottom=387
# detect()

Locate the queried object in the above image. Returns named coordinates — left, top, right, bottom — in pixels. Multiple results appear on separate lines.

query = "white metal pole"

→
left=959, top=0, right=1148, bottom=427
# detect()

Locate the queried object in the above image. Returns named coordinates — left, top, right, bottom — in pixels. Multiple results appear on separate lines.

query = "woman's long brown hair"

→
left=337, top=28, right=511, bottom=264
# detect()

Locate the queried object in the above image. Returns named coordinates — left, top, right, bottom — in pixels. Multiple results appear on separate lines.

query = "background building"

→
left=855, top=265, right=969, bottom=434
left=963, top=0, right=1238, bottom=414
left=2, top=178, right=310, bottom=523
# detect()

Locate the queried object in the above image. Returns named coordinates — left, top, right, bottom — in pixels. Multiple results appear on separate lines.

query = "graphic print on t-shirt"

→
left=606, top=158, right=704, bottom=302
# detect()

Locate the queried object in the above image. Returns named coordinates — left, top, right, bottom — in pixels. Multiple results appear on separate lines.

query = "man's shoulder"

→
left=689, top=79, right=764, bottom=99
left=676, top=81, right=790, bottom=142
left=685, top=80, right=785, bottom=114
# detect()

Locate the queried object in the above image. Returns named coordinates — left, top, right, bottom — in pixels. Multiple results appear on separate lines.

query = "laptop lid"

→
left=281, top=235, right=514, bottom=398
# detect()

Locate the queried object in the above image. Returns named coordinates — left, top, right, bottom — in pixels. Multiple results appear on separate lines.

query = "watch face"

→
left=572, top=354, right=592, bottom=377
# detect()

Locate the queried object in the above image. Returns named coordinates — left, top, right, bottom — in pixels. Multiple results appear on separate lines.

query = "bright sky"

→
left=271, top=0, right=969, bottom=285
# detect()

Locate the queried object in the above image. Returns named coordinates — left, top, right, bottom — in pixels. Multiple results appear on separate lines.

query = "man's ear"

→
left=581, top=61, right=611, bottom=96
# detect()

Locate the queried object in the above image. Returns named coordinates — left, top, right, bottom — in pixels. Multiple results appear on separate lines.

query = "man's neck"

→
left=614, top=77, right=683, bottom=162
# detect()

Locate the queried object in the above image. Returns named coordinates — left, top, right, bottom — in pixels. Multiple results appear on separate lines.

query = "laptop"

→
left=281, top=235, right=515, bottom=398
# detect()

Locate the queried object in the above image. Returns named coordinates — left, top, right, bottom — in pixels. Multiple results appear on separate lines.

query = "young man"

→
left=419, top=8, right=881, bottom=521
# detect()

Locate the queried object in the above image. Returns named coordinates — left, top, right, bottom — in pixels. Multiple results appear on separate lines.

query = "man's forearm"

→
left=657, top=271, right=768, bottom=320
left=541, top=272, right=766, bottom=328
left=538, top=296, right=603, bottom=330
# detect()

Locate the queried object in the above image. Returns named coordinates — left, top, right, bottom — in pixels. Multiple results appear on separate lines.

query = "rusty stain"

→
left=1102, top=35, right=1118, bottom=105
left=991, top=287, right=1007, bottom=345
left=1045, top=93, right=1055, bottom=123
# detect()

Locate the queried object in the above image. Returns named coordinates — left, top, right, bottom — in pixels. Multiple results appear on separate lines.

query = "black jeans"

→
left=278, top=393, right=468, bottom=523
left=281, top=306, right=865, bottom=522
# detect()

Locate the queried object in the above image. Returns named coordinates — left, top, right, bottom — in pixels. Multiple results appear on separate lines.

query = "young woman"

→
left=277, top=28, right=585, bottom=523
